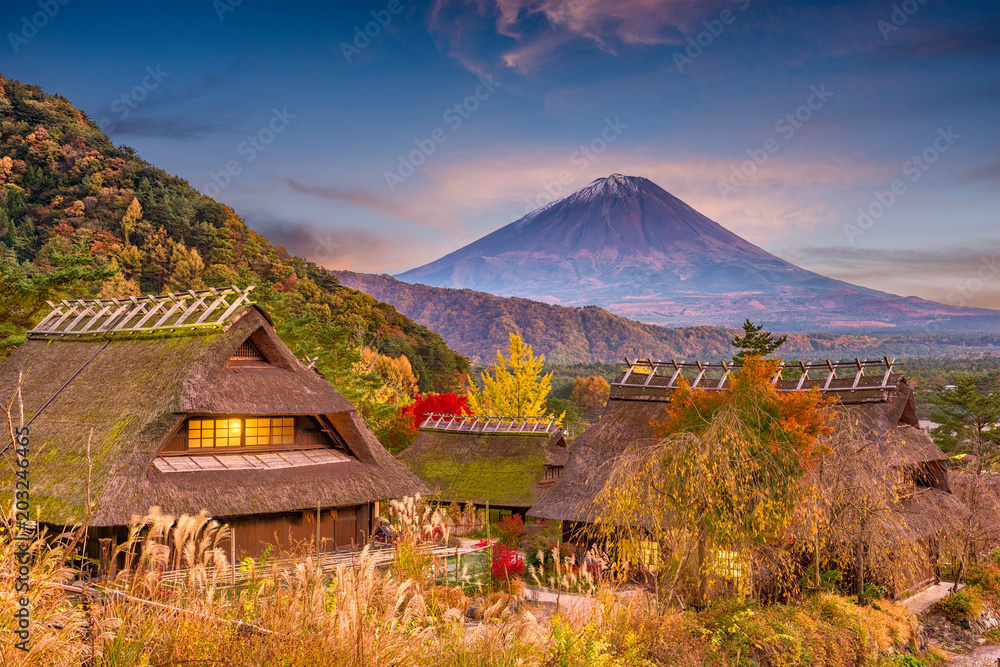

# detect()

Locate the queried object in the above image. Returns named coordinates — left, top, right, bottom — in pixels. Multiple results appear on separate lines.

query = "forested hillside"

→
left=336, top=271, right=1000, bottom=364
left=0, top=75, right=468, bottom=421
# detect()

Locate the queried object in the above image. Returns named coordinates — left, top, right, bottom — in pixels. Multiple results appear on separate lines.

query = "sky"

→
left=1, top=0, right=998, bottom=309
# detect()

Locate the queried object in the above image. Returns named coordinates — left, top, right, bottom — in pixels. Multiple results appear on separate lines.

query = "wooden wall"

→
left=225, top=503, right=374, bottom=558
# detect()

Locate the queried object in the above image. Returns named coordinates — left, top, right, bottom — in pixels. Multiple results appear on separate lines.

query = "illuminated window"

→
left=187, top=417, right=296, bottom=449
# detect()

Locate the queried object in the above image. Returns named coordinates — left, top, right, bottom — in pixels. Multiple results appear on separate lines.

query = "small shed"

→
left=0, top=287, right=427, bottom=559
left=399, top=414, right=568, bottom=520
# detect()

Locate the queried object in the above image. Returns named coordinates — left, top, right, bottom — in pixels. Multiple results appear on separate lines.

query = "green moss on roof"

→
left=400, top=432, right=557, bottom=508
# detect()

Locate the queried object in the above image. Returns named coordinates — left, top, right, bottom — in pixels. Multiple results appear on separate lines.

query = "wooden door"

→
left=334, top=506, right=358, bottom=549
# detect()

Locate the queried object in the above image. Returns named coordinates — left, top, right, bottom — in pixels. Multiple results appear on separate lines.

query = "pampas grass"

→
left=0, top=500, right=930, bottom=667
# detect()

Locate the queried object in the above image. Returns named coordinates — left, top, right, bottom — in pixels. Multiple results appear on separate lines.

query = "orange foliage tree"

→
left=596, top=355, right=836, bottom=605
left=570, top=375, right=610, bottom=422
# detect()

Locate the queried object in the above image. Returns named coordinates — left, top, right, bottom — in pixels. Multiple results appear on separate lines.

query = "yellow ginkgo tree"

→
left=468, top=332, right=556, bottom=419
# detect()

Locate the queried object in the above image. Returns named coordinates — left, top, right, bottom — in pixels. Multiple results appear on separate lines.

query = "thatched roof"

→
left=529, top=362, right=955, bottom=525
left=527, top=398, right=662, bottom=523
left=0, top=291, right=426, bottom=527
left=399, top=419, right=567, bottom=508
left=900, top=486, right=967, bottom=540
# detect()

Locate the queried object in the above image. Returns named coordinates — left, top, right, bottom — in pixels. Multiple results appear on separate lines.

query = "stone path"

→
left=899, top=582, right=999, bottom=665
left=945, top=643, right=1000, bottom=666
left=901, top=581, right=963, bottom=616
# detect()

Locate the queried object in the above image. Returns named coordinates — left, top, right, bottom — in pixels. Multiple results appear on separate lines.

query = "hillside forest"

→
left=0, top=75, right=469, bottom=440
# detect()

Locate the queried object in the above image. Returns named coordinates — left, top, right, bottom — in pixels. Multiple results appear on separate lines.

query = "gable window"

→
left=227, top=338, right=271, bottom=368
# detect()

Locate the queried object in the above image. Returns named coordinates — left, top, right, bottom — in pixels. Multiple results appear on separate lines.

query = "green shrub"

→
left=965, top=561, right=1000, bottom=605
left=932, top=587, right=984, bottom=621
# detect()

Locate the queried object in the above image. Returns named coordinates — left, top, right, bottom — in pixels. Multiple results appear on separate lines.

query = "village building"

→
left=0, top=287, right=427, bottom=559
left=399, top=414, right=568, bottom=523
left=529, top=358, right=964, bottom=595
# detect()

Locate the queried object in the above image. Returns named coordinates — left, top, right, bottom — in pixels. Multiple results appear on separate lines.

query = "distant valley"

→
left=335, top=271, right=1000, bottom=365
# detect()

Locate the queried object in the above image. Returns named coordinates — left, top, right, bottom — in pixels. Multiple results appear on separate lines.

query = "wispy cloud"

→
left=284, top=178, right=417, bottom=221
left=110, top=114, right=231, bottom=139
left=778, top=246, right=1000, bottom=310
left=430, top=0, right=713, bottom=75
left=246, top=216, right=429, bottom=273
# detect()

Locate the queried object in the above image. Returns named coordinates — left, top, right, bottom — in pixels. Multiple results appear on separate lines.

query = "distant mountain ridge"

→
left=335, top=271, right=1000, bottom=365
left=398, top=174, right=999, bottom=334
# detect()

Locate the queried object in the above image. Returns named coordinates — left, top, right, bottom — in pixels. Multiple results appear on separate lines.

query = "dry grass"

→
left=0, top=504, right=936, bottom=667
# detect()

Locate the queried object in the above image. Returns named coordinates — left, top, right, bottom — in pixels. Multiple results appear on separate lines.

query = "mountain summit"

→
left=398, top=175, right=998, bottom=332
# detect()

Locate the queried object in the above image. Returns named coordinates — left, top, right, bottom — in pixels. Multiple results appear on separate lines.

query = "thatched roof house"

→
left=399, top=414, right=568, bottom=514
left=0, top=287, right=426, bottom=557
left=530, top=358, right=962, bottom=537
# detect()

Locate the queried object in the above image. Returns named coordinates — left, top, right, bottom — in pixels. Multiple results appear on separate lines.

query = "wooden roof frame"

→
left=29, top=286, right=256, bottom=339
left=613, top=357, right=902, bottom=395
left=419, top=413, right=558, bottom=435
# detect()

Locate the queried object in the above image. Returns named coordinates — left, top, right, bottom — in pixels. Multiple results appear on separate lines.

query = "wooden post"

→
left=556, top=530, right=562, bottom=612
left=316, top=502, right=321, bottom=555
left=230, top=524, right=236, bottom=585
left=486, top=501, right=491, bottom=588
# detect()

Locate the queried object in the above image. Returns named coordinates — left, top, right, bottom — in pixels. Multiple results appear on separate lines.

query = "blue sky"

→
left=1, top=0, right=998, bottom=308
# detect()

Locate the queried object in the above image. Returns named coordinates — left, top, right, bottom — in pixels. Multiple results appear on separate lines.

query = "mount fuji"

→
left=396, top=174, right=998, bottom=333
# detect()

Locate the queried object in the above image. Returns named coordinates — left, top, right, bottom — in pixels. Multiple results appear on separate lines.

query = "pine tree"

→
left=730, top=319, right=787, bottom=363
left=930, top=375, right=1000, bottom=470
left=468, top=332, right=554, bottom=417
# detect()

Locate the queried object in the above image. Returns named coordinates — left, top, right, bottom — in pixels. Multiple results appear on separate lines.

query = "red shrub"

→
left=497, top=514, right=524, bottom=547
left=477, top=539, right=525, bottom=583
left=402, top=392, right=471, bottom=429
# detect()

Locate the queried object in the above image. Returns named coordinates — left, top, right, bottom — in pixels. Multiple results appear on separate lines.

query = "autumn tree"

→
left=730, top=319, right=787, bottom=363
left=353, top=347, right=419, bottom=407
left=930, top=375, right=1000, bottom=578
left=468, top=332, right=555, bottom=418
left=120, top=196, right=142, bottom=244
left=570, top=375, right=610, bottom=422
left=795, top=411, right=921, bottom=604
left=596, top=356, right=834, bottom=606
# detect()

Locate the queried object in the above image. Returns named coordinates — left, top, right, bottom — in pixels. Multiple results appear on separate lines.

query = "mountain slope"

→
left=0, top=74, right=467, bottom=393
left=336, top=271, right=1000, bottom=364
left=398, top=174, right=999, bottom=333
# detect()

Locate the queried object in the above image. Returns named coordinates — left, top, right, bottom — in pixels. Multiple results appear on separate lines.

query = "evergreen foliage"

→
left=730, top=319, right=787, bottom=362
left=930, top=374, right=1000, bottom=467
